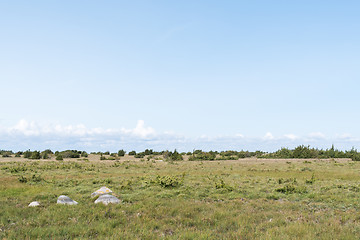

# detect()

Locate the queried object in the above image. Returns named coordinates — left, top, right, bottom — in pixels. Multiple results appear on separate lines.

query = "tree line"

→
left=0, top=145, right=359, bottom=161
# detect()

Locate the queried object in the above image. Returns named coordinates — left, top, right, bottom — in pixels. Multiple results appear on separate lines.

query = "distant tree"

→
left=24, top=150, right=32, bottom=159
left=30, top=151, right=41, bottom=159
left=118, top=149, right=126, bottom=157
left=128, top=151, right=136, bottom=156
left=135, top=152, right=146, bottom=158
left=144, top=149, right=153, bottom=155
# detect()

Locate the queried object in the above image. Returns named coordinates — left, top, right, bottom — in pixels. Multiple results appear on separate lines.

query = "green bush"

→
left=275, top=184, right=307, bottom=194
left=305, top=174, right=316, bottom=184
left=118, top=149, right=126, bottom=157
left=189, top=151, right=216, bottom=161
left=56, top=155, right=63, bottom=161
left=23, top=150, right=32, bottom=159
left=59, top=150, right=80, bottom=158
left=18, top=176, right=28, bottom=183
left=128, top=151, right=136, bottom=156
left=30, top=151, right=41, bottom=159
left=214, top=178, right=234, bottom=191
left=81, top=151, right=88, bottom=157
left=156, top=175, right=184, bottom=188
left=144, top=149, right=153, bottom=155
left=135, top=152, right=146, bottom=158
left=163, top=150, right=183, bottom=161
left=41, top=152, right=49, bottom=159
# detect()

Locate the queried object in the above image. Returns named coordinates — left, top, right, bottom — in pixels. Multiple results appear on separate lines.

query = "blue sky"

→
left=1, top=1, right=360, bottom=152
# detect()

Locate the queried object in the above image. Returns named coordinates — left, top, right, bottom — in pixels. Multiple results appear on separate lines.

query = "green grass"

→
left=1, top=158, right=360, bottom=239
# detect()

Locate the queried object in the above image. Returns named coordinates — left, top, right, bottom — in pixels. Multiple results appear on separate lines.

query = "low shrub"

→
left=275, top=184, right=307, bottom=194
left=305, top=174, right=316, bottom=184
left=214, top=178, right=234, bottom=191
left=156, top=175, right=184, bottom=188
left=117, top=149, right=126, bottom=157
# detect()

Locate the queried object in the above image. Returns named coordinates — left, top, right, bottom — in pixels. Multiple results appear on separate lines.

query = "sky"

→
left=1, top=1, right=360, bottom=152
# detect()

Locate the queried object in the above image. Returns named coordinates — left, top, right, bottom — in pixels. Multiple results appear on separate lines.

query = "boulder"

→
left=57, top=195, right=78, bottom=205
left=91, top=186, right=113, bottom=198
left=94, top=194, right=120, bottom=205
left=28, top=201, right=40, bottom=207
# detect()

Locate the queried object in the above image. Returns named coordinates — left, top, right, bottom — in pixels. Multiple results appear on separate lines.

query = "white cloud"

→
left=263, top=132, right=274, bottom=140
left=283, top=134, right=298, bottom=140
left=1, top=119, right=360, bottom=152
left=121, top=120, right=155, bottom=138
left=308, top=132, right=326, bottom=139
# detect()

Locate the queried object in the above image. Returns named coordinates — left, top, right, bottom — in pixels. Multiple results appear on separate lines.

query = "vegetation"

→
left=117, top=149, right=126, bottom=157
left=128, top=150, right=136, bottom=156
left=260, top=145, right=360, bottom=161
left=1, top=156, right=360, bottom=239
left=163, top=150, right=183, bottom=161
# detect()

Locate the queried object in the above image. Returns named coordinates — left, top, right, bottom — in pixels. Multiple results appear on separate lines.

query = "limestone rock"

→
left=91, top=186, right=113, bottom=198
left=94, top=194, right=120, bottom=205
left=28, top=201, right=40, bottom=207
left=57, top=195, right=78, bottom=205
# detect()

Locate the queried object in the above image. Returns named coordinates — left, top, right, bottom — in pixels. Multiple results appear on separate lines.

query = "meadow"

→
left=1, top=155, right=360, bottom=239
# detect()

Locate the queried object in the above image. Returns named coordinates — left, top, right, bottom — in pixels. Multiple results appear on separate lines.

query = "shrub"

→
left=0, top=150, right=13, bottom=157
left=156, top=175, right=184, bottom=188
left=275, top=184, right=307, bottom=194
left=59, top=150, right=80, bottom=158
left=18, top=176, right=28, bottom=183
left=118, top=149, right=126, bottom=157
left=214, top=178, right=234, bottom=191
left=30, top=151, right=41, bottom=159
left=31, top=174, right=43, bottom=183
left=305, top=174, right=316, bottom=184
left=42, top=149, right=53, bottom=155
left=135, top=152, right=146, bottom=158
left=23, top=151, right=32, bottom=159
left=164, top=150, right=183, bottom=161
left=41, top=152, right=49, bottom=159
left=189, top=151, right=216, bottom=161
left=128, top=151, right=136, bottom=156
left=56, top=155, right=63, bottom=161
left=81, top=151, right=88, bottom=157
left=144, top=149, right=153, bottom=155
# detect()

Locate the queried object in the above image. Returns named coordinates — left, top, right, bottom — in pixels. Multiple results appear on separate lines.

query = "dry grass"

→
left=1, top=155, right=359, bottom=239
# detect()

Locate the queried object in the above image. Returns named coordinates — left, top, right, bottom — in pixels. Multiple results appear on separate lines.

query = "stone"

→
left=57, top=195, right=78, bottom=205
left=94, top=194, right=120, bottom=205
left=28, top=201, right=40, bottom=207
left=91, top=186, right=113, bottom=198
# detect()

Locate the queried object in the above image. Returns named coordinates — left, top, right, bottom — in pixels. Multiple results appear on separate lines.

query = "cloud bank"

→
left=0, top=119, right=359, bottom=152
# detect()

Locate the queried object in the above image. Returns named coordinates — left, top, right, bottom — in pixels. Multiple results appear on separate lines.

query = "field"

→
left=1, top=155, right=360, bottom=239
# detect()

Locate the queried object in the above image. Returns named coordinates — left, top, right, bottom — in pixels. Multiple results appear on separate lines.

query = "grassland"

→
left=1, top=156, right=360, bottom=239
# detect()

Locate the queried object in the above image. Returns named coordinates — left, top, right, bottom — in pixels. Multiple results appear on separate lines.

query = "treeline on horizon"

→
left=1, top=145, right=360, bottom=161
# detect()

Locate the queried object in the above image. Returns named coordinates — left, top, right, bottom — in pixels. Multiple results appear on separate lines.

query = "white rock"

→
left=57, top=195, right=78, bottom=205
left=91, top=186, right=113, bottom=198
left=94, top=194, right=120, bottom=205
left=28, top=201, right=40, bottom=207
